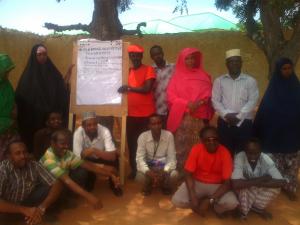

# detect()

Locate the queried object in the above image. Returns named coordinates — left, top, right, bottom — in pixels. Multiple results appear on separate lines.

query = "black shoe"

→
left=111, top=186, right=123, bottom=197
left=127, top=171, right=136, bottom=180
left=141, top=187, right=152, bottom=196
left=108, top=177, right=123, bottom=197
left=161, top=187, right=172, bottom=195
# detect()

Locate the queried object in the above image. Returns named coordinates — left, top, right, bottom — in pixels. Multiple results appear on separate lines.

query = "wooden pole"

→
left=119, top=114, right=127, bottom=185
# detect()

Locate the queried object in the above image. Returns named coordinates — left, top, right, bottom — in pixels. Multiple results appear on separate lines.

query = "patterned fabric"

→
left=0, top=160, right=55, bottom=203
left=153, top=64, right=174, bottom=115
left=212, top=73, right=259, bottom=126
left=232, top=151, right=283, bottom=180
left=174, top=114, right=205, bottom=170
left=40, top=147, right=83, bottom=178
left=270, top=152, right=299, bottom=193
left=73, top=124, right=116, bottom=158
left=238, top=187, right=280, bottom=216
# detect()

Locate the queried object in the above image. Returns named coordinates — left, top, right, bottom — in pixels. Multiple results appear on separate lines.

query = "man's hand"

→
left=22, top=207, right=43, bottom=225
left=146, top=170, right=160, bottom=187
left=110, top=174, right=121, bottom=188
left=197, top=198, right=211, bottom=217
left=190, top=195, right=200, bottom=213
left=81, top=148, right=95, bottom=158
left=224, top=113, right=240, bottom=126
left=118, top=85, right=129, bottom=93
left=86, top=194, right=103, bottom=210
left=102, top=165, right=117, bottom=175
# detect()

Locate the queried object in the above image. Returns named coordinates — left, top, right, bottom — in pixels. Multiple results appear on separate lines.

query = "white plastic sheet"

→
left=76, top=39, right=122, bottom=105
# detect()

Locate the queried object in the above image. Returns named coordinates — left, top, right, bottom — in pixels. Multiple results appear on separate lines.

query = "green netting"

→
left=123, top=13, right=237, bottom=34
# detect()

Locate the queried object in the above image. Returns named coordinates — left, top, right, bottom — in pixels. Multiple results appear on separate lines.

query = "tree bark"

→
left=90, top=0, right=123, bottom=40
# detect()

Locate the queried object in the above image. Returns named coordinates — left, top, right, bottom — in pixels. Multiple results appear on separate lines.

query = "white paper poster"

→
left=76, top=39, right=122, bottom=105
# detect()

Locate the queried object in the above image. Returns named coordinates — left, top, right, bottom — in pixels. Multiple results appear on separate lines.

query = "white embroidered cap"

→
left=82, top=111, right=97, bottom=121
left=225, top=49, right=241, bottom=59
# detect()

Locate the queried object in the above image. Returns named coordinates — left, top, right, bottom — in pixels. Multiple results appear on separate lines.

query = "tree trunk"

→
left=259, top=0, right=300, bottom=78
left=90, top=0, right=123, bottom=40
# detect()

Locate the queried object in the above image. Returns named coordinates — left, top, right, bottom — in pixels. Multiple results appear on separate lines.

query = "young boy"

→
left=33, top=111, right=63, bottom=159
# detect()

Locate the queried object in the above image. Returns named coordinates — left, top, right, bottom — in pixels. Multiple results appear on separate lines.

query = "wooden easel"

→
left=69, top=41, right=129, bottom=185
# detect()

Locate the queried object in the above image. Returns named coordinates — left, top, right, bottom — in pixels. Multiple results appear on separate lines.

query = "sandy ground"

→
left=3, top=177, right=297, bottom=225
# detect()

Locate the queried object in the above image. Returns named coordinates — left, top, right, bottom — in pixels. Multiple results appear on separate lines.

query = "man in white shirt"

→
left=212, top=49, right=259, bottom=155
left=136, top=114, right=177, bottom=196
left=73, top=111, right=122, bottom=196
left=232, top=138, right=285, bottom=219
left=150, top=45, right=174, bottom=128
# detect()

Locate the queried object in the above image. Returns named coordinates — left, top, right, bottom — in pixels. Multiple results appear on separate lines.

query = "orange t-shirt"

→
left=184, top=143, right=233, bottom=184
left=128, top=64, right=156, bottom=117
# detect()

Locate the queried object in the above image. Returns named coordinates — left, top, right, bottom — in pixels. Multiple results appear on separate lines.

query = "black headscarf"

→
left=253, top=57, right=300, bottom=154
left=16, top=44, right=69, bottom=151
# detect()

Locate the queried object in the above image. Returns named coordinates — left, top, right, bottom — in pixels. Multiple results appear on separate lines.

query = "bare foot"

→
left=284, top=190, right=298, bottom=201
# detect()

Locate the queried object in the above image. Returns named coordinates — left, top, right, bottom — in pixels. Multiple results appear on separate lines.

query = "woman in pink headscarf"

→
left=167, top=48, right=214, bottom=170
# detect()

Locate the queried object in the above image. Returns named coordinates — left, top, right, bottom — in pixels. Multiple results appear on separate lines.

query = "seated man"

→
left=136, top=114, right=177, bottom=196
left=33, top=111, right=63, bottom=160
left=40, top=129, right=120, bottom=209
left=172, top=126, right=238, bottom=217
left=231, top=138, right=285, bottom=220
left=73, top=111, right=122, bottom=196
left=0, top=141, right=61, bottom=225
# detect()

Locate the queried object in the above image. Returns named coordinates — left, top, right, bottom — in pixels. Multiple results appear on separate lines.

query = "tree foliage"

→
left=215, top=0, right=300, bottom=75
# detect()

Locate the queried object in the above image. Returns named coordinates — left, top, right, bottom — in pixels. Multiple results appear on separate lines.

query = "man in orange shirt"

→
left=172, top=126, right=238, bottom=217
left=118, top=44, right=156, bottom=179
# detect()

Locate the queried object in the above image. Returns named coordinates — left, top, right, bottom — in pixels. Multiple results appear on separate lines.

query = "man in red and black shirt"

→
left=172, top=126, right=238, bottom=216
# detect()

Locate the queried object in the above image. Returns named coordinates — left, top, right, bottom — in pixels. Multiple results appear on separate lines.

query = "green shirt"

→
left=40, top=147, right=83, bottom=178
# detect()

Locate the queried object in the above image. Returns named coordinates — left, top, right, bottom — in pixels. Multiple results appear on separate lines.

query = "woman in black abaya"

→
left=16, top=44, right=72, bottom=152
left=253, top=57, right=300, bottom=200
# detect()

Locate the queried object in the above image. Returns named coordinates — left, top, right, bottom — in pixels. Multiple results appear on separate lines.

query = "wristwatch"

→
left=209, top=198, right=215, bottom=205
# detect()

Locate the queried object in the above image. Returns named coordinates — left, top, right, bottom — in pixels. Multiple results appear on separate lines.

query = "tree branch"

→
left=259, top=0, right=285, bottom=59
left=44, top=23, right=90, bottom=32
left=122, top=22, right=146, bottom=37
left=282, top=14, right=300, bottom=62
left=244, top=0, right=266, bottom=55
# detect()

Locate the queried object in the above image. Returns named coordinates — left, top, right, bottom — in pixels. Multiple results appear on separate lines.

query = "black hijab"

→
left=16, top=44, right=69, bottom=151
left=253, top=57, right=300, bottom=154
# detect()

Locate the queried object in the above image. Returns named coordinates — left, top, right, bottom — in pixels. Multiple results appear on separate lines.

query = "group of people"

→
left=0, top=42, right=299, bottom=224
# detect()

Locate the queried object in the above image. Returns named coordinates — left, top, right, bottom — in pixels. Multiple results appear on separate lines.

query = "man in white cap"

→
left=73, top=111, right=123, bottom=196
left=212, top=49, right=259, bottom=155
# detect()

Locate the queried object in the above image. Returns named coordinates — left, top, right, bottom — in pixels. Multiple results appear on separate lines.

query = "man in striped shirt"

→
left=40, top=129, right=120, bottom=209
left=212, top=49, right=259, bottom=155
left=0, top=140, right=61, bottom=225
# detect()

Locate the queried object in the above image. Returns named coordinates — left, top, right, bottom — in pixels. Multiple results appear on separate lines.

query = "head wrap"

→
left=253, top=57, right=300, bottom=153
left=166, top=48, right=214, bottom=132
left=82, top=111, right=97, bottom=121
left=0, top=54, right=15, bottom=81
left=127, top=45, right=144, bottom=53
left=15, top=44, right=69, bottom=150
left=0, top=54, right=15, bottom=134
left=225, top=49, right=241, bottom=59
